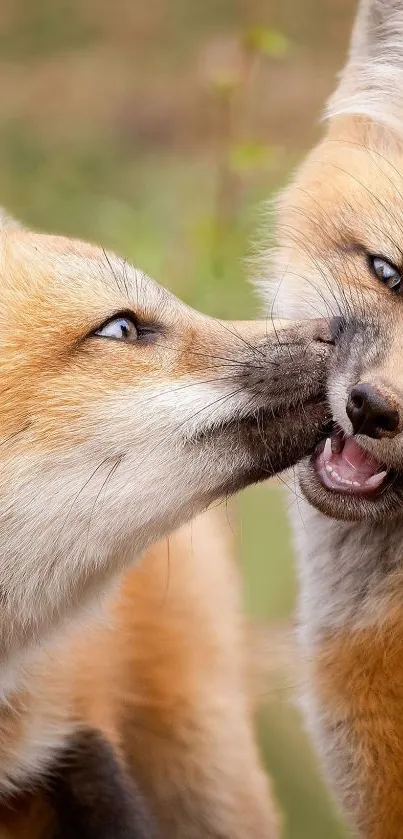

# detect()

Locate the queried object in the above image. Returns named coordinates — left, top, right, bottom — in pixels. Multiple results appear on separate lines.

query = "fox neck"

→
left=291, top=501, right=403, bottom=642
left=0, top=456, right=208, bottom=684
left=0, top=546, right=122, bottom=698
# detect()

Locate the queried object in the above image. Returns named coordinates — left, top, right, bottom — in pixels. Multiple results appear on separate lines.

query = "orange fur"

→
left=0, top=511, right=279, bottom=838
left=0, top=231, right=276, bottom=448
left=272, top=119, right=403, bottom=835
left=315, top=615, right=403, bottom=839
left=267, top=4, right=403, bottom=833
left=0, top=213, right=332, bottom=835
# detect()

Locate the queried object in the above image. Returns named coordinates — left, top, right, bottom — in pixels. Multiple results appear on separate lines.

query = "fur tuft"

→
left=326, top=0, right=403, bottom=136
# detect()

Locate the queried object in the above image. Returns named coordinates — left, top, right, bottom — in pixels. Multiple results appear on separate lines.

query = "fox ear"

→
left=326, top=0, right=403, bottom=134
left=0, top=207, right=23, bottom=230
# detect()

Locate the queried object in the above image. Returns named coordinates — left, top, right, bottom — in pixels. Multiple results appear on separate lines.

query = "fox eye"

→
left=94, top=315, right=138, bottom=342
left=369, top=255, right=402, bottom=291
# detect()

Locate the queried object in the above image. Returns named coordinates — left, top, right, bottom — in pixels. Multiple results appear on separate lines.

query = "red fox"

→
left=265, top=0, right=403, bottom=836
left=0, top=212, right=334, bottom=837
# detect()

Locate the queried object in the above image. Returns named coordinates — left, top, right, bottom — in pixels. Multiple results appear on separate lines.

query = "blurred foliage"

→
left=229, top=141, right=278, bottom=172
left=0, top=1, right=356, bottom=836
left=244, top=26, right=290, bottom=58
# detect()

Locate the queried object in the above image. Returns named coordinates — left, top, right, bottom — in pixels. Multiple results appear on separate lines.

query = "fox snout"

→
left=307, top=316, right=342, bottom=345
left=346, top=382, right=401, bottom=439
left=327, top=311, right=403, bottom=448
left=207, top=315, right=337, bottom=494
left=303, top=311, right=403, bottom=522
left=227, top=315, right=338, bottom=412
left=196, top=315, right=337, bottom=425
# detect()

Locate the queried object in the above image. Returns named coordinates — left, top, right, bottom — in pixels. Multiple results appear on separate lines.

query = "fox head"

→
left=265, top=0, right=403, bottom=523
left=0, top=214, right=332, bottom=677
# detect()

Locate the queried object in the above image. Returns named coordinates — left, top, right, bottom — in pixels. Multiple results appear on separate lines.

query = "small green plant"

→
left=201, top=26, right=290, bottom=283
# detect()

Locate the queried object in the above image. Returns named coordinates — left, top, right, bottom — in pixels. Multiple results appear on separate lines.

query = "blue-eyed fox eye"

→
left=94, top=315, right=138, bottom=343
left=369, top=255, right=402, bottom=291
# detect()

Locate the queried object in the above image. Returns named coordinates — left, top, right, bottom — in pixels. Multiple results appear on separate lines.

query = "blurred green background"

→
left=0, top=1, right=356, bottom=836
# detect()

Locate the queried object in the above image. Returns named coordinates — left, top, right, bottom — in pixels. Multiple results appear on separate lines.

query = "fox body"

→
left=265, top=1, right=403, bottom=836
left=0, top=218, right=333, bottom=836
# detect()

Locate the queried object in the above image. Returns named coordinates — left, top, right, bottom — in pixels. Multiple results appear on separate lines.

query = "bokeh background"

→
left=0, top=2, right=356, bottom=836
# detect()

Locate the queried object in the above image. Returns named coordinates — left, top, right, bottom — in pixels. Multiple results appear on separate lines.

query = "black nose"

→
left=346, top=383, right=400, bottom=438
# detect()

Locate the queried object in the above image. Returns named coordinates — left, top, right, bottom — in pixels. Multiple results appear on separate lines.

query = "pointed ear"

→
left=326, top=0, right=403, bottom=134
left=0, top=207, right=24, bottom=231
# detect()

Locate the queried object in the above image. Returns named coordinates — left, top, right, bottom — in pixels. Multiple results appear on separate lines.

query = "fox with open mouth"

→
left=265, top=0, right=403, bottom=836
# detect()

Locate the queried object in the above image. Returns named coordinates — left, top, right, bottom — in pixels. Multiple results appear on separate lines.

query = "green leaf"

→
left=229, top=142, right=273, bottom=173
left=210, top=76, right=238, bottom=96
left=245, top=27, right=290, bottom=58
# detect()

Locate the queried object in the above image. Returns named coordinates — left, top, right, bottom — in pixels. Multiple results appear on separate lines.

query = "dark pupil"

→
left=119, top=319, right=130, bottom=336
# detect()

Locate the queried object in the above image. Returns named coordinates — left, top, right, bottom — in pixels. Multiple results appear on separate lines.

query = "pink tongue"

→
left=317, top=433, right=387, bottom=494
left=340, top=437, right=381, bottom=480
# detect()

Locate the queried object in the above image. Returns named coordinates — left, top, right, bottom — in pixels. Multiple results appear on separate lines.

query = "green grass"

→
left=0, top=126, right=347, bottom=838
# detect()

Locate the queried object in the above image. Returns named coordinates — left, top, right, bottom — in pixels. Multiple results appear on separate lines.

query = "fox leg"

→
left=114, top=510, right=279, bottom=839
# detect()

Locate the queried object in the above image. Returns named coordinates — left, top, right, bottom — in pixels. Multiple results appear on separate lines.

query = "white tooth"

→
left=324, top=438, right=332, bottom=461
left=326, top=464, right=333, bottom=474
left=344, top=479, right=353, bottom=486
left=353, top=481, right=360, bottom=487
left=365, top=470, right=388, bottom=489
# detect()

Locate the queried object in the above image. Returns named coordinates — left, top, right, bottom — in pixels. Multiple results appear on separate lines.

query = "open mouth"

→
left=314, top=428, right=388, bottom=496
